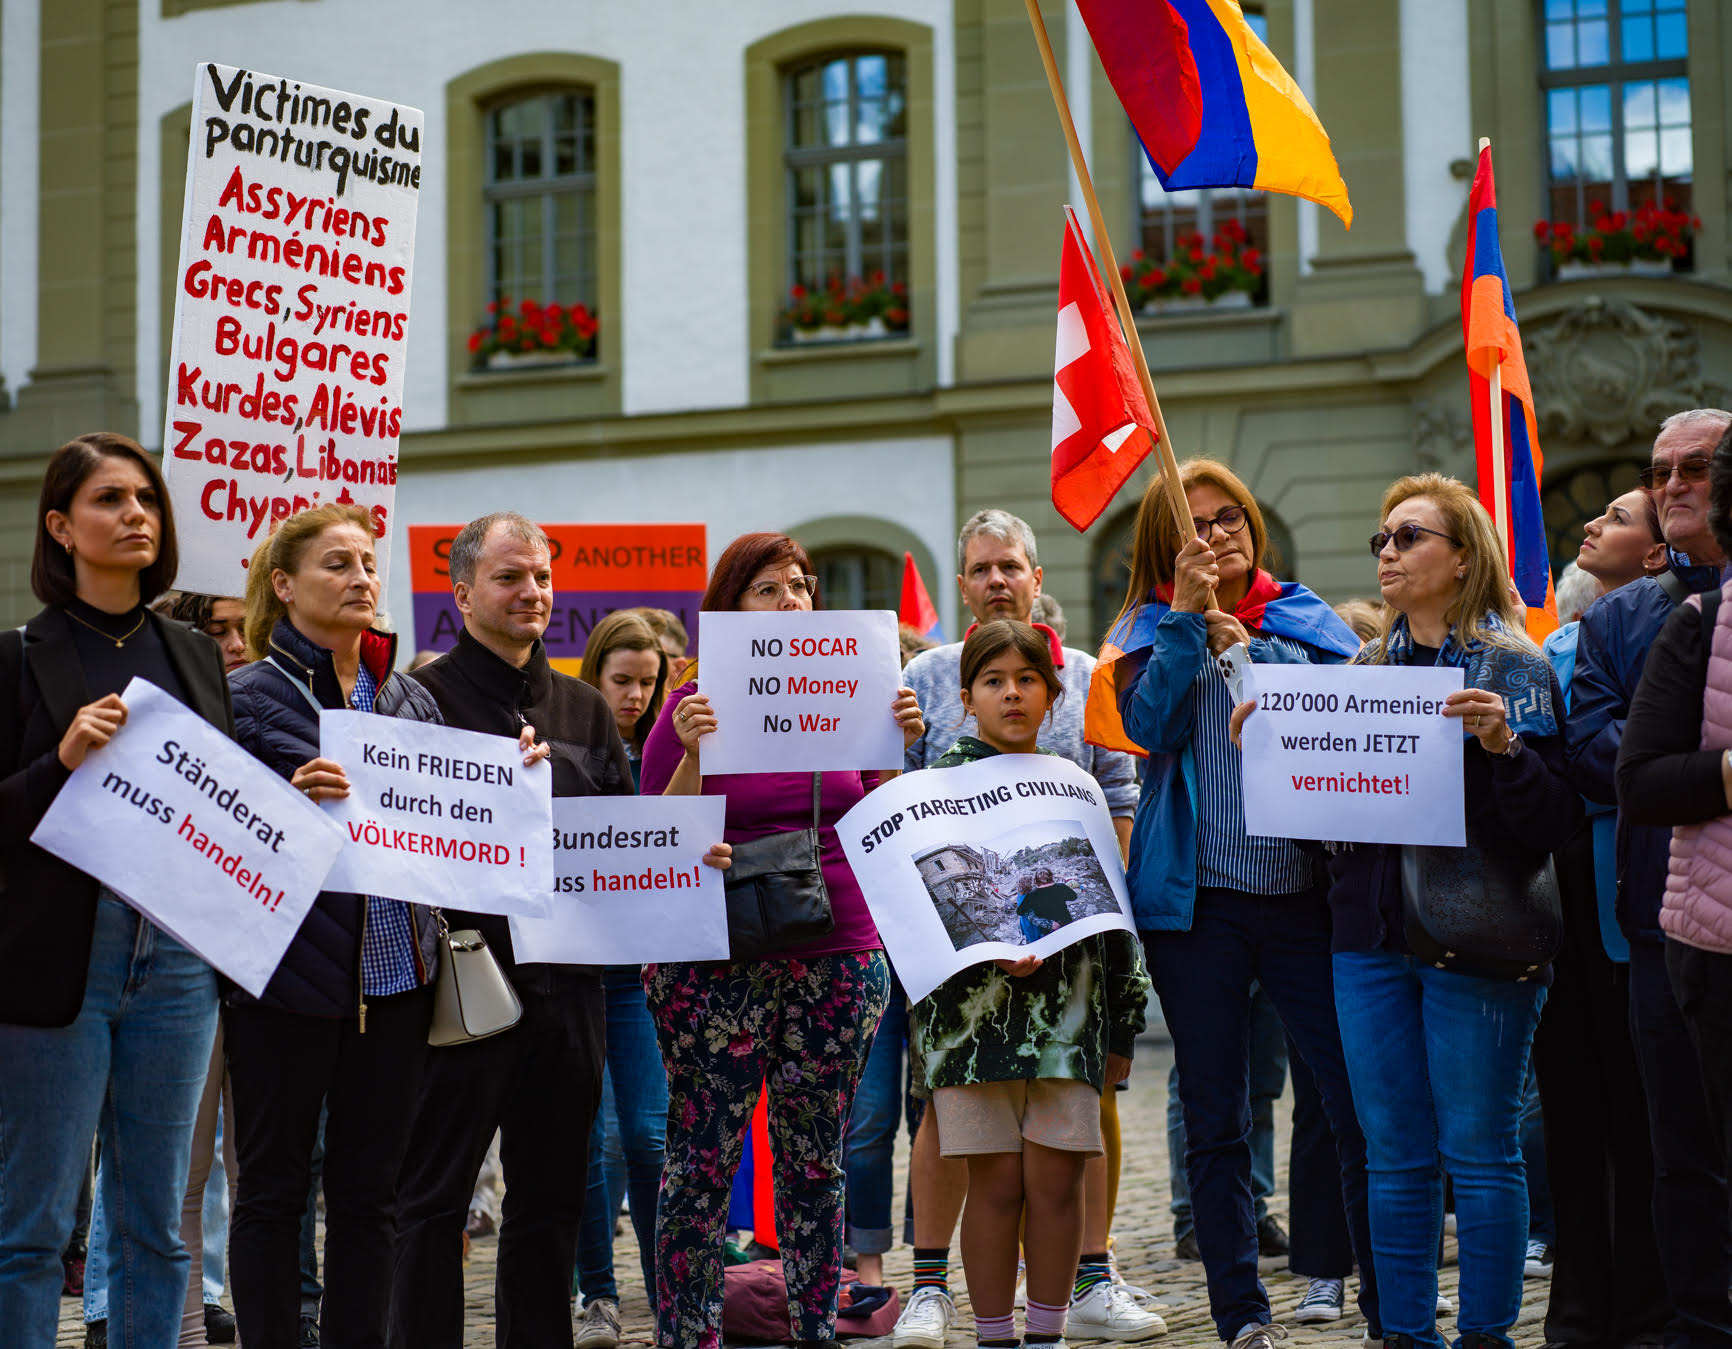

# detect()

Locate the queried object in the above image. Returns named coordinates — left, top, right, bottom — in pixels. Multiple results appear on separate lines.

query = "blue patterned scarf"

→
left=1365, top=611, right=1558, bottom=738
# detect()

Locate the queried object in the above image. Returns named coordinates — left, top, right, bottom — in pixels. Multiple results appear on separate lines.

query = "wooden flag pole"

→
left=1024, top=0, right=1192, bottom=536
left=1478, top=137, right=1513, bottom=570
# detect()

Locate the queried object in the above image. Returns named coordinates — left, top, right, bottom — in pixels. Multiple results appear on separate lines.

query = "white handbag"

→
left=428, top=915, right=523, bottom=1046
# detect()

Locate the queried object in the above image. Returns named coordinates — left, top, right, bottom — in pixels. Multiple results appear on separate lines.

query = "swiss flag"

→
left=1051, top=207, right=1156, bottom=531
left=898, top=551, right=943, bottom=642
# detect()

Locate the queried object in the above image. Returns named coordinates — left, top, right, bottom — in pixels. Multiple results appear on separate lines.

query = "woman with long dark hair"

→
left=0, top=433, right=233, bottom=1347
left=640, top=531, right=923, bottom=1349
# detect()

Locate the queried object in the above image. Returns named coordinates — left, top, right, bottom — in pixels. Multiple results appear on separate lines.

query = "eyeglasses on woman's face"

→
left=1191, top=506, right=1247, bottom=538
left=1368, top=523, right=1462, bottom=557
left=746, top=575, right=818, bottom=604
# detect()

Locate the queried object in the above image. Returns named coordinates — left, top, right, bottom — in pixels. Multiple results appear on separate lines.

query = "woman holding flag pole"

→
left=1092, top=461, right=1376, bottom=1349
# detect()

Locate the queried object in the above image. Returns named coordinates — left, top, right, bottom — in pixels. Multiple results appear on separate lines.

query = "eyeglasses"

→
left=1368, top=524, right=1462, bottom=557
left=747, top=575, right=819, bottom=603
left=1191, top=506, right=1247, bottom=537
left=1637, top=456, right=1711, bottom=490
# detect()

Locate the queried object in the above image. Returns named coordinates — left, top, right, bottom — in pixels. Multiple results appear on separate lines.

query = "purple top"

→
left=641, top=682, right=883, bottom=960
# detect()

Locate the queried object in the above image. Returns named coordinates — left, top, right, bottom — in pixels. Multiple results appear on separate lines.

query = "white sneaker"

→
left=1436, top=1291, right=1455, bottom=1315
left=573, top=1297, right=621, bottom=1349
left=1524, top=1240, right=1554, bottom=1278
left=1292, top=1277, right=1344, bottom=1324
left=1228, top=1322, right=1287, bottom=1349
left=1068, top=1280, right=1168, bottom=1340
left=894, top=1286, right=955, bottom=1349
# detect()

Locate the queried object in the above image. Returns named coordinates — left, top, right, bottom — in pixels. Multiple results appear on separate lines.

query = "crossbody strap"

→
left=1657, top=569, right=1691, bottom=607
left=812, top=772, right=822, bottom=830
left=263, top=655, right=325, bottom=716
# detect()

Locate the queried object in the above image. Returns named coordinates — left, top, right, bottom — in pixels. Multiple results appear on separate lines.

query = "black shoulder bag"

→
left=1401, top=819, right=1563, bottom=982
left=722, top=773, right=835, bottom=960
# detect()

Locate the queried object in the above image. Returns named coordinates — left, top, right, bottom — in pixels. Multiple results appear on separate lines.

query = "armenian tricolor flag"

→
left=1074, top=0, right=1352, bottom=226
left=1461, top=145, right=1556, bottom=640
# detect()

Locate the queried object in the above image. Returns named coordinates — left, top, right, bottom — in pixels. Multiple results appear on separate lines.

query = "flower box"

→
left=781, top=275, right=908, bottom=344
left=1556, top=258, right=1675, bottom=280
left=787, top=316, right=896, bottom=344
left=485, top=349, right=590, bottom=370
left=1141, top=290, right=1254, bottom=315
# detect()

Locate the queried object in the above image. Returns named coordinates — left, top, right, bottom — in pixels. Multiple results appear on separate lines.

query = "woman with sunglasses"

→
left=1093, top=459, right=1376, bottom=1349
left=1259, top=473, right=1579, bottom=1349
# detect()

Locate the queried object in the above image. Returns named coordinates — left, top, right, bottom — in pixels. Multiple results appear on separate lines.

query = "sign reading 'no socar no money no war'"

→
left=318, top=711, right=553, bottom=918
left=697, top=610, right=903, bottom=776
left=31, top=679, right=345, bottom=996
left=163, top=63, right=423, bottom=599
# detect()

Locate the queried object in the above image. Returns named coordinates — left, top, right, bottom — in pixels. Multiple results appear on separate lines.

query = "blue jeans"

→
left=203, top=1114, right=228, bottom=1304
left=1333, top=950, right=1546, bottom=1349
left=1168, top=982, right=1285, bottom=1240
left=1143, top=887, right=1378, bottom=1341
left=0, top=897, right=218, bottom=1348
left=574, top=966, right=667, bottom=1302
left=843, top=970, right=920, bottom=1256
left=1519, top=1065, right=1553, bottom=1246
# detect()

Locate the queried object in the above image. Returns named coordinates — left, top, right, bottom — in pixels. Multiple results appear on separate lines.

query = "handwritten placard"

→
left=162, top=63, right=423, bottom=597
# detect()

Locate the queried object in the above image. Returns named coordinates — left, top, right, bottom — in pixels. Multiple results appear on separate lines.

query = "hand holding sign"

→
left=58, top=693, right=130, bottom=769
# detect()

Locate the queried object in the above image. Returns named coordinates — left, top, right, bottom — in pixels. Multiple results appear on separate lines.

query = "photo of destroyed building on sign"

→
left=913, top=819, right=1120, bottom=954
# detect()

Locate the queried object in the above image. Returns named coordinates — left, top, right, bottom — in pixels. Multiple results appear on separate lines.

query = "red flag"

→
left=898, top=552, right=943, bottom=641
left=1051, top=207, right=1157, bottom=530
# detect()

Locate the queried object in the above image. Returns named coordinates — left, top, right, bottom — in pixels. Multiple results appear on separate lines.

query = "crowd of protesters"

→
left=5, top=414, right=1732, bottom=1349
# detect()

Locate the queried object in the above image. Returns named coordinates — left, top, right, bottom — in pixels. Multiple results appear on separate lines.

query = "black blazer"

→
left=0, top=606, right=235, bottom=1027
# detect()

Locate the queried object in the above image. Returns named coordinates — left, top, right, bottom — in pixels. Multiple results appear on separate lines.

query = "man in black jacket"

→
left=387, top=512, right=632, bottom=1348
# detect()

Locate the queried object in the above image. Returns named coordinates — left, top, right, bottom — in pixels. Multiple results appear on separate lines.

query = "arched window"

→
left=1542, top=0, right=1691, bottom=237
left=812, top=544, right=900, bottom=611
left=485, top=90, right=598, bottom=318
left=1542, top=456, right=1647, bottom=572
left=781, top=52, right=909, bottom=340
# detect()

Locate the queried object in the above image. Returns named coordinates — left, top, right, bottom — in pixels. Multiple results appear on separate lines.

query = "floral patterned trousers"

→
left=643, top=951, right=892, bottom=1349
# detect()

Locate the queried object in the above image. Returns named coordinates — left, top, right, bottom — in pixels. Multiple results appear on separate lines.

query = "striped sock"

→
left=1026, top=1298, right=1068, bottom=1338
left=976, top=1313, right=1017, bottom=1342
left=911, top=1248, right=949, bottom=1295
left=1074, top=1252, right=1112, bottom=1299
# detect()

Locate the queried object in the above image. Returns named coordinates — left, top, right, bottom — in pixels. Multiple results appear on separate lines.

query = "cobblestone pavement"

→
left=57, top=1034, right=1549, bottom=1348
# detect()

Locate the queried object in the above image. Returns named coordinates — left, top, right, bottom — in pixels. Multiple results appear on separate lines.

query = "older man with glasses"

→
left=1566, top=408, right=1732, bottom=1349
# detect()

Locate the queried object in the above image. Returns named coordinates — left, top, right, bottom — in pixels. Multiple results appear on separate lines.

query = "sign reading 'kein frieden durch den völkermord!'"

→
left=162, top=64, right=423, bottom=599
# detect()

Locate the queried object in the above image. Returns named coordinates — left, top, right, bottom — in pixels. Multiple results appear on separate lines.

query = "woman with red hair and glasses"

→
left=640, top=532, right=924, bottom=1349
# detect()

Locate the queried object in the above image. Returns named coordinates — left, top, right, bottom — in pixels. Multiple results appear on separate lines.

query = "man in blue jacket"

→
left=1566, top=407, right=1732, bottom=1349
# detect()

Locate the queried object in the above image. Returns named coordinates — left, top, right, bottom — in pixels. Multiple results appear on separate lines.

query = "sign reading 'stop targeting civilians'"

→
left=318, top=713, right=553, bottom=918
left=1239, top=663, right=1466, bottom=846
left=30, top=679, right=344, bottom=996
left=698, top=610, right=902, bottom=776
left=163, top=64, right=422, bottom=598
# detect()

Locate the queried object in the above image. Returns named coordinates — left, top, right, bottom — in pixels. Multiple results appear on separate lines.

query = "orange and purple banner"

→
left=408, top=523, right=706, bottom=675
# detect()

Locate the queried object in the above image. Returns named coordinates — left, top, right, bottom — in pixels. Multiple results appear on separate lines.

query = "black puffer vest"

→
left=228, top=619, right=443, bottom=1018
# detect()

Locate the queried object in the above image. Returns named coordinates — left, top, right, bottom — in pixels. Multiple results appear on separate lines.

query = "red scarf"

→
left=1153, top=569, right=1283, bottom=633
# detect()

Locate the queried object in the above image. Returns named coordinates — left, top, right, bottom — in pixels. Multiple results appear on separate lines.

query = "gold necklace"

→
left=66, top=607, right=146, bottom=648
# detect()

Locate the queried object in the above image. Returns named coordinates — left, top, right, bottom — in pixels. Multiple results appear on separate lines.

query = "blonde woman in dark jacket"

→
left=224, top=504, right=444, bottom=1349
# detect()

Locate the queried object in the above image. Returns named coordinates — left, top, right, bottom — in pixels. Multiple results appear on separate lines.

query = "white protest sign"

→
left=30, top=678, right=343, bottom=996
left=1239, top=663, right=1466, bottom=846
left=319, top=712, right=552, bottom=916
left=162, top=63, right=423, bottom=598
left=698, top=610, right=902, bottom=775
left=838, top=754, right=1134, bottom=1003
left=508, top=796, right=729, bottom=964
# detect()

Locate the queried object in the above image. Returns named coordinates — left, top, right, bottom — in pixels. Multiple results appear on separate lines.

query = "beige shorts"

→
left=932, top=1078, right=1103, bottom=1156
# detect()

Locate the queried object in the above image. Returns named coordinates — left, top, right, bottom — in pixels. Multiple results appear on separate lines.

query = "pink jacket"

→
left=1663, top=588, right=1732, bottom=954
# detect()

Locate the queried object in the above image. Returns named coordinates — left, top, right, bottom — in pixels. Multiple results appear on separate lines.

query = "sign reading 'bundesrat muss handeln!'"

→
left=162, top=63, right=422, bottom=599
left=697, top=610, right=903, bottom=775
left=1239, top=663, right=1467, bottom=847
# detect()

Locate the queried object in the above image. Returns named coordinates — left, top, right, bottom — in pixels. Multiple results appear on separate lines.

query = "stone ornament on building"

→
left=1526, top=297, right=1727, bottom=448
left=1412, top=398, right=1471, bottom=471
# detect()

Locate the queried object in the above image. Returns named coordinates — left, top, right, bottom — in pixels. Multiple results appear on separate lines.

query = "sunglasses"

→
left=1368, top=523, right=1462, bottom=557
left=1637, top=456, right=1711, bottom=490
